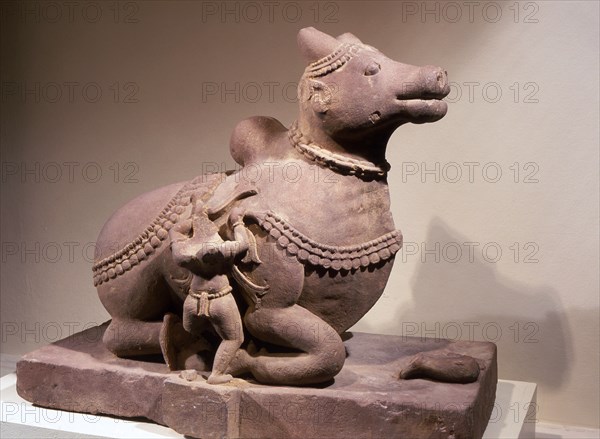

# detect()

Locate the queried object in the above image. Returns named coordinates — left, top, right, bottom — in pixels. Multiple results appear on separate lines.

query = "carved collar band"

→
left=289, top=121, right=390, bottom=180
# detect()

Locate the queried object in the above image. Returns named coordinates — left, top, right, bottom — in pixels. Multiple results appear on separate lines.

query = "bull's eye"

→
left=364, top=61, right=381, bottom=76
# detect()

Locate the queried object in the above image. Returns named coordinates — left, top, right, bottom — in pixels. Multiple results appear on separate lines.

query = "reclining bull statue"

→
left=92, top=27, right=454, bottom=386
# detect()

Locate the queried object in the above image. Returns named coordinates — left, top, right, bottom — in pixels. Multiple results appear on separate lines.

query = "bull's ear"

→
left=307, top=79, right=332, bottom=114
left=336, top=32, right=362, bottom=45
left=297, top=27, right=340, bottom=64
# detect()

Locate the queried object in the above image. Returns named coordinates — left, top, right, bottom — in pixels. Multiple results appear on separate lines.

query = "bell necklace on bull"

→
left=289, top=120, right=390, bottom=180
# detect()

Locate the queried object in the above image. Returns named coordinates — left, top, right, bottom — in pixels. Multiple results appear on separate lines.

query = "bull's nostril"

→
left=435, top=69, right=449, bottom=93
left=417, top=66, right=449, bottom=97
left=436, top=70, right=447, bottom=86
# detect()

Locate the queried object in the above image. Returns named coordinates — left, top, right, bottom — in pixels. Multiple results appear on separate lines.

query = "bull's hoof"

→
left=207, top=373, right=234, bottom=385
left=179, top=369, right=198, bottom=381
left=399, top=352, right=480, bottom=383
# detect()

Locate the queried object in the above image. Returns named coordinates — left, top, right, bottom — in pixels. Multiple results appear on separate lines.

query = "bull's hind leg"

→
left=234, top=304, right=346, bottom=385
left=103, top=311, right=202, bottom=370
left=99, top=270, right=177, bottom=361
left=103, top=314, right=200, bottom=370
left=100, top=277, right=209, bottom=370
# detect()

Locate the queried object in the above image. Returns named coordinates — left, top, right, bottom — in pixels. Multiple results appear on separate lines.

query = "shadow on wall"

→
left=374, top=217, right=574, bottom=391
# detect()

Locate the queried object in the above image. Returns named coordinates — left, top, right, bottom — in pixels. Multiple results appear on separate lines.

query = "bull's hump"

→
left=230, top=116, right=288, bottom=166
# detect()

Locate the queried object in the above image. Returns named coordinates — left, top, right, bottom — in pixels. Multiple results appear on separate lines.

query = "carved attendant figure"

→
left=169, top=207, right=247, bottom=384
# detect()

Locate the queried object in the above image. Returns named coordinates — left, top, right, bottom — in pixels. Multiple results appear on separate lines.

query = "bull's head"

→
left=296, top=27, right=449, bottom=163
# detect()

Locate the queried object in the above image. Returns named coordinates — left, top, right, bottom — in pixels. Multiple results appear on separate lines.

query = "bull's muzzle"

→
left=397, top=65, right=450, bottom=100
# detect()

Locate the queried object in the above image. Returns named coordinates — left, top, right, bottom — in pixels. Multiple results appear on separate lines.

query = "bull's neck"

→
left=289, top=120, right=391, bottom=181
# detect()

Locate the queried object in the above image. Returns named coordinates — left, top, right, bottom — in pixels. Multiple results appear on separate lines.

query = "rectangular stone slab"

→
left=16, top=323, right=497, bottom=438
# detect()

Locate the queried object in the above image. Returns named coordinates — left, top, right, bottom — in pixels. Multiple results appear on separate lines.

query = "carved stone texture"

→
left=16, top=324, right=497, bottom=439
left=17, top=25, right=498, bottom=439
left=89, top=27, right=453, bottom=387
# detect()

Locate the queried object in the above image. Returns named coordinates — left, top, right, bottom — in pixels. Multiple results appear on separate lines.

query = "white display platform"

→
left=535, top=422, right=600, bottom=439
left=483, top=379, right=537, bottom=438
left=1, top=373, right=183, bottom=438
left=1, top=372, right=537, bottom=439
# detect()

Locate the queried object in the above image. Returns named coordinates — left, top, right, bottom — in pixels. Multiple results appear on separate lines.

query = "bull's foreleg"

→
left=226, top=240, right=346, bottom=385
left=231, top=304, right=346, bottom=385
left=103, top=318, right=163, bottom=357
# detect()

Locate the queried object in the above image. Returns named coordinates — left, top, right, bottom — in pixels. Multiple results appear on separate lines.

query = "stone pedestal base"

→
left=16, top=323, right=497, bottom=438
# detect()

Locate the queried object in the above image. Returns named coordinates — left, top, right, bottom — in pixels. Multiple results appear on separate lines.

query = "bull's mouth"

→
left=395, top=97, right=448, bottom=122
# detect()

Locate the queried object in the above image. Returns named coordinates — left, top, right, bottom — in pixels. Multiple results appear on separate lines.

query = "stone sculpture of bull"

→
left=92, top=27, right=454, bottom=385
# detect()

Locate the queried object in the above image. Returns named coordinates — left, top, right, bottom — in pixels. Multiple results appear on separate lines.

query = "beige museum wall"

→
left=1, top=0, right=598, bottom=429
